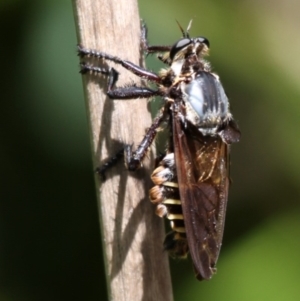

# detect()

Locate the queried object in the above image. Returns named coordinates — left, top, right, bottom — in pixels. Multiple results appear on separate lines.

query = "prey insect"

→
left=78, top=21, right=240, bottom=280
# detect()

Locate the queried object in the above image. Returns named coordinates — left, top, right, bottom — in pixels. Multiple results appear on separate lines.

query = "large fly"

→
left=78, top=21, right=240, bottom=280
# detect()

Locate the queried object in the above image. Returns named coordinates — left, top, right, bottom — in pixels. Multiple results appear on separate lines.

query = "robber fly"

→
left=78, top=21, right=240, bottom=281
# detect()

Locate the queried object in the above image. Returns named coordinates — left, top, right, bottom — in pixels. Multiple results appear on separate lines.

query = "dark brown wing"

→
left=173, top=115, right=230, bottom=280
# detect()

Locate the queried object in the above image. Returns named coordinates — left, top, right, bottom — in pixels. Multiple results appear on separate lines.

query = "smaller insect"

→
left=78, top=21, right=240, bottom=280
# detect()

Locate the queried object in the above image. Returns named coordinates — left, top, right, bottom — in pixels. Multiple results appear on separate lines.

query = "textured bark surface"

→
left=72, top=0, right=173, bottom=300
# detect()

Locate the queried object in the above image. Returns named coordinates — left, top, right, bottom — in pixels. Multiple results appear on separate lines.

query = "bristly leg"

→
left=140, top=22, right=172, bottom=55
left=80, top=61, right=161, bottom=99
left=95, top=104, right=168, bottom=181
left=124, top=108, right=169, bottom=171
left=80, top=62, right=120, bottom=92
left=78, top=23, right=179, bottom=179
left=78, top=39, right=168, bottom=179
left=77, top=44, right=161, bottom=83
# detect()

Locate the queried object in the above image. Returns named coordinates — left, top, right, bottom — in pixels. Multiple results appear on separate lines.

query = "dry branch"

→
left=72, top=0, right=173, bottom=300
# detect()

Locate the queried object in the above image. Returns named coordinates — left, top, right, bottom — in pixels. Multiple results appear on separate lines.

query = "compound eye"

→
left=169, top=38, right=191, bottom=60
left=196, top=37, right=210, bottom=48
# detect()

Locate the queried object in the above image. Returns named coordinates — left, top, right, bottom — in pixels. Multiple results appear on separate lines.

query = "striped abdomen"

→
left=149, top=153, right=188, bottom=258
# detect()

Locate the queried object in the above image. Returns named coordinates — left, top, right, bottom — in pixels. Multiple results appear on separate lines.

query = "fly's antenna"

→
left=186, top=19, right=193, bottom=37
left=176, top=19, right=193, bottom=38
left=176, top=20, right=187, bottom=38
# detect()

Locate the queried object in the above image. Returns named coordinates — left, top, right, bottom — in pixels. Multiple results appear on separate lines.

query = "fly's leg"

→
left=140, top=23, right=172, bottom=54
left=78, top=41, right=168, bottom=179
left=96, top=103, right=169, bottom=180
left=78, top=44, right=161, bottom=83
left=80, top=62, right=162, bottom=99
left=95, top=110, right=167, bottom=180
left=140, top=23, right=172, bottom=65
left=124, top=110, right=167, bottom=171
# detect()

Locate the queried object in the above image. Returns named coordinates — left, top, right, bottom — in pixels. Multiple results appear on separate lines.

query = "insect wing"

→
left=173, top=115, right=229, bottom=280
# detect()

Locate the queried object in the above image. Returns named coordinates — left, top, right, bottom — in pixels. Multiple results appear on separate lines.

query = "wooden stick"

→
left=72, top=1, right=173, bottom=300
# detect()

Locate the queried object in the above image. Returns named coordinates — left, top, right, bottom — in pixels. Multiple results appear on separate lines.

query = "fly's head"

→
left=169, top=37, right=210, bottom=76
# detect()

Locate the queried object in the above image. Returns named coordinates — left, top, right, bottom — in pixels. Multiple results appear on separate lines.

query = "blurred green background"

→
left=1, top=0, right=300, bottom=300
